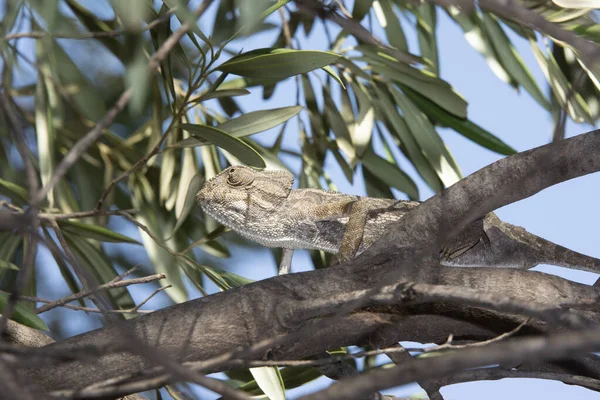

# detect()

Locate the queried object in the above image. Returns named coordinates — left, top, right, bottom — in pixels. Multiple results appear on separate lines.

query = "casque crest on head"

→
left=196, top=166, right=294, bottom=223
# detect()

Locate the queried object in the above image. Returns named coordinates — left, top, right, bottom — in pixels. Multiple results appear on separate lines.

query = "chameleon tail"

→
left=500, top=221, right=600, bottom=274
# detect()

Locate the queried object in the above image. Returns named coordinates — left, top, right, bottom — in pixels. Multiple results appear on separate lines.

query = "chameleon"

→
left=196, top=165, right=600, bottom=275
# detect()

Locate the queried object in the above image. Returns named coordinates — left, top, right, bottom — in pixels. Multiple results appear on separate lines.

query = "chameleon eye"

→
left=227, top=167, right=254, bottom=187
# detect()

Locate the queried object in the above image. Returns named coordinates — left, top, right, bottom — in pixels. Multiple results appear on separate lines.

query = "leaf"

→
left=0, top=291, right=48, bottom=331
left=372, top=85, right=443, bottom=192
left=363, top=163, right=394, bottom=198
left=218, top=106, right=303, bottom=138
left=362, top=150, right=419, bottom=199
left=353, top=0, right=375, bottom=20
left=552, top=0, right=600, bottom=7
left=322, top=86, right=356, bottom=161
left=404, top=87, right=516, bottom=155
left=374, top=0, right=408, bottom=52
left=58, top=221, right=141, bottom=244
left=359, top=46, right=467, bottom=118
left=414, top=3, right=439, bottom=74
left=180, top=124, right=265, bottom=168
left=171, top=174, right=204, bottom=238
left=447, top=8, right=515, bottom=86
left=217, top=48, right=340, bottom=80
left=217, top=77, right=282, bottom=90
left=64, top=233, right=137, bottom=312
left=322, top=65, right=345, bottom=88
left=0, top=261, right=19, bottom=270
left=249, top=367, right=286, bottom=400
left=388, top=86, right=462, bottom=186
left=192, top=89, right=250, bottom=103
left=0, top=178, right=28, bottom=202
left=175, top=131, right=198, bottom=218
left=481, top=13, right=550, bottom=110
left=530, top=40, right=593, bottom=124
left=131, top=196, right=188, bottom=304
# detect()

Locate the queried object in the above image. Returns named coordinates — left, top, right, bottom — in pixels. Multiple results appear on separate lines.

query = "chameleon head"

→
left=196, top=165, right=294, bottom=232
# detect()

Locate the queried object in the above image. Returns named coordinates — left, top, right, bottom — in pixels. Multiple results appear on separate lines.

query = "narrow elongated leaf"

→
left=481, top=13, right=550, bottom=110
left=0, top=261, right=18, bottom=270
left=322, top=65, right=345, bottom=88
left=180, top=124, right=265, bottom=168
left=404, top=87, right=516, bottom=155
left=389, top=86, right=462, bottom=186
left=530, top=41, right=593, bottom=124
left=375, top=0, right=408, bottom=52
left=192, top=89, right=250, bottom=103
left=171, top=174, right=204, bottom=238
left=0, top=178, right=28, bottom=202
left=175, top=131, right=198, bottom=218
left=218, top=106, right=303, bottom=137
left=217, top=48, right=340, bottom=79
left=414, top=3, right=439, bottom=74
left=132, top=193, right=188, bottom=304
left=0, top=291, right=48, bottom=330
left=362, top=150, right=419, bottom=199
left=447, top=8, right=515, bottom=86
left=63, top=233, right=137, bottom=312
left=249, top=367, right=286, bottom=400
left=58, top=221, right=141, bottom=244
left=359, top=46, right=467, bottom=118
left=372, top=85, right=443, bottom=192
left=322, top=87, right=355, bottom=161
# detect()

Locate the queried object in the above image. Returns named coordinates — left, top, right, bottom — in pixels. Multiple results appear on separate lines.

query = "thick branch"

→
left=21, top=130, right=600, bottom=396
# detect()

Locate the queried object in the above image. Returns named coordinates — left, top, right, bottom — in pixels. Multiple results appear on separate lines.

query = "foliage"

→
left=0, top=0, right=598, bottom=398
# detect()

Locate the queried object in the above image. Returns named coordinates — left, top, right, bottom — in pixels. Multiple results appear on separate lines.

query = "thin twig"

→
left=47, top=219, right=115, bottom=315
left=35, top=273, right=167, bottom=314
left=38, top=208, right=137, bottom=221
left=21, top=285, right=170, bottom=315
left=423, top=319, right=531, bottom=353
left=33, top=0, right=215, bottom=207
left=4, top=9, right=176, bottom=41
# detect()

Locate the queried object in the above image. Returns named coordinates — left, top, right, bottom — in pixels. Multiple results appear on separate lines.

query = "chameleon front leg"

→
left=279, top=248, right=294, bottom=275
left=334, top=199, right=370, bottom=265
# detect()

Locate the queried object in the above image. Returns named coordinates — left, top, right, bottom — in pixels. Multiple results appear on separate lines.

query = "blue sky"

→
left=25, top=1, right=600, bottom=398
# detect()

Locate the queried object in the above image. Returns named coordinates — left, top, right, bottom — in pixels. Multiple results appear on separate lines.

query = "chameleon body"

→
left=196, top=166, right=600, bottom=273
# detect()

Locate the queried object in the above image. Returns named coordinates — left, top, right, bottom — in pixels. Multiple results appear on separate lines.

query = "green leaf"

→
left=404, top=87, right=516, bottom=155
left=0, top=291, right=48, bottom=331
left=192, top=89, right=250, bottom=103
left=362, top=150, right=419, bottom=200
left=0, top=261, right=19, bottom=270
left=372, top=85, right=443, bottom=192
left=175, top=132, right=198, bottom=218
left=180, top=124, right=266, bottom=168
left=322, top=65, right=345, bottom=88
left=530, top=40, right=593, bottom=124
left=481, top=13, right=550, bottom=110
left=322, top=86, right=355, bottom=161
left=218, top=106, right=303, bottom=138
left=64, top=233, right=137, bottom=311
left=170, top=174, right=204, bottom=238
left=58, top=221, right=141, bottom=244
left=374, top=0, right=408, bottom=52
left=363, top=162, right=394, bottom=198
left=131, top=196, right=188, bottom=304
left=353, top=0, right=374, bottom=20
left=414, top=3, right=439, bottom=74
left=217, top=77, right=282, bottom=90
left=217, top=48, right=340, bottom=80
left=447, top=9, right=515, bottom=86
left=0, top=178, right=28, bottom=202
left=249, top=367, right=286, bottom=400
left=388, top=86, right=462, bottom=187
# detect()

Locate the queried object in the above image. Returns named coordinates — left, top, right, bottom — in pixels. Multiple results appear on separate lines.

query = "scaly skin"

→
left=196, top=166, right=600, bottom=273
